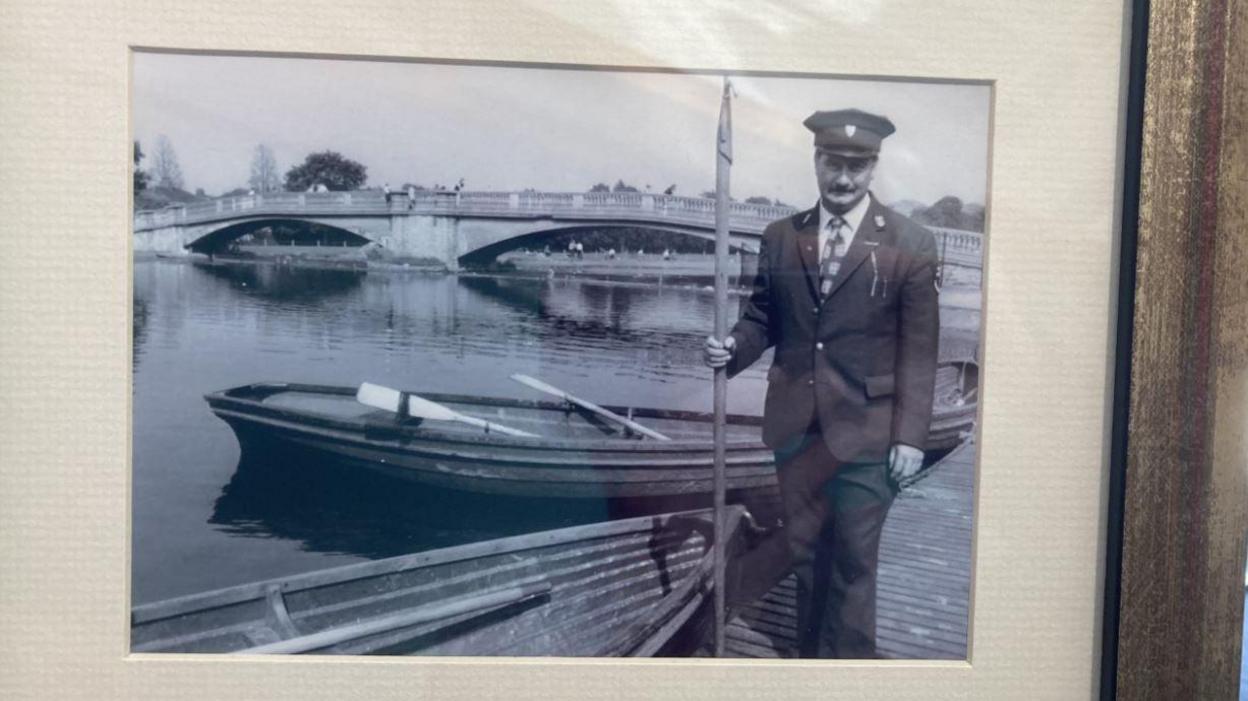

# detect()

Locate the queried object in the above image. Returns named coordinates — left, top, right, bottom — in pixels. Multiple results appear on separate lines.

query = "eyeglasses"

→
left=815, top=151, right=877, bottom=175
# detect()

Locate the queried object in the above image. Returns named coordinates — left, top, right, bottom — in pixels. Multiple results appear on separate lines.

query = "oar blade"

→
left=357, top=381, right=538, bottom=437
left=356, top=381, right=402, bottom=412
left=356, top=382, right=458, bottom=422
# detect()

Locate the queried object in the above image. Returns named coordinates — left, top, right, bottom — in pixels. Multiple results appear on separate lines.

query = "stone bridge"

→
left=132, top=190, right=984, bottom=271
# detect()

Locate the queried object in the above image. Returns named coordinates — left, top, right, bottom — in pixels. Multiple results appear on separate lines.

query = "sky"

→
left=133, top=52, right=990, bottom=208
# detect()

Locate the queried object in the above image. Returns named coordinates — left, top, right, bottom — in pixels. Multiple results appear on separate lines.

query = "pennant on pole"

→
left=717, top=79, right=733, bottom=165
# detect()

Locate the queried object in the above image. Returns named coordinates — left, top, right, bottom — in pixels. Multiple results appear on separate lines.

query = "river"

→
left=130, top=259, right=772, bottom=605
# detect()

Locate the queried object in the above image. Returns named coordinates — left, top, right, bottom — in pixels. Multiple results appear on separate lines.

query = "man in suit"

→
left=705, top=109, right=940, bottom=658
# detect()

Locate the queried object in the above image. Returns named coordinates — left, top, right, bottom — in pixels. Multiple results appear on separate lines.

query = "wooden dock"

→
left=722, top=440, right=974, bottom=659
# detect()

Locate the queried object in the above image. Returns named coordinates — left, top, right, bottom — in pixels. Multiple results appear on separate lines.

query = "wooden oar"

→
left=236, top=581, right=552, bottom=655
left=510, top=374, right=671, bottom=441
left=356, top=382, right=538, bottom=438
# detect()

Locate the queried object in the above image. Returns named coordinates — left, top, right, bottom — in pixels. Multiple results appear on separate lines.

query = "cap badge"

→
left=844, top=125, right=857, bottom=137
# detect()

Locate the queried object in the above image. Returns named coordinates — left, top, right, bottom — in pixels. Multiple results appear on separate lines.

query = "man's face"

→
left=814, top=148, right=877, bottom=214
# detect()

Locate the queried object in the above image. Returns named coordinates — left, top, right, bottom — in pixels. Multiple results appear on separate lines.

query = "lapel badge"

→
left=873, top=214, right=886, bottom=229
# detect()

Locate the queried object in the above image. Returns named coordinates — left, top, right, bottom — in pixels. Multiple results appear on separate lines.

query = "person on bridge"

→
left=703, top=108, right=939, bottom=659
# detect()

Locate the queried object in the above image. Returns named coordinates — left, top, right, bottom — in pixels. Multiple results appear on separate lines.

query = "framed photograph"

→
left=3, top=0, right=1243, bottom=699
left=128, top=53, right=988, bottom=663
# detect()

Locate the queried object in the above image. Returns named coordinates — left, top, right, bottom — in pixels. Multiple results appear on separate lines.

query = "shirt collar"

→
left=818, top=193, right=872, bottom=248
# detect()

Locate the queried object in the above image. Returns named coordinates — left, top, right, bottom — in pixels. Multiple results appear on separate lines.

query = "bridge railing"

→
left=414, top=191, right=794, bottom=233
left=132, top=190, right=983, bottom=259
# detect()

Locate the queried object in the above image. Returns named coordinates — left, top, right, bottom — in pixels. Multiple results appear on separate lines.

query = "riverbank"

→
left=134, top=248, right=754, bottom=291
left=132, top=248, right=983, bottom=316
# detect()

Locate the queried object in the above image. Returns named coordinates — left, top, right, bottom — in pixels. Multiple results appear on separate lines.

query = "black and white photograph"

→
left=129, top=52, right=989, bottom=660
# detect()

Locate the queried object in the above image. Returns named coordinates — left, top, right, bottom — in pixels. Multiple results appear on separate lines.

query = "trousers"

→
left=774, top=429, right=897, bottom=658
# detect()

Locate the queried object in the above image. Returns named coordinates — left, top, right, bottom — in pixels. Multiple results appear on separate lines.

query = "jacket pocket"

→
left=864, top=373, right=895, bottom=398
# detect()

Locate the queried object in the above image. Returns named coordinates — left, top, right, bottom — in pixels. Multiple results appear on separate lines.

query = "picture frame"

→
left=1100, top=0, right=1247, bottom=698
left=1, top=0, right=1242, bottom=698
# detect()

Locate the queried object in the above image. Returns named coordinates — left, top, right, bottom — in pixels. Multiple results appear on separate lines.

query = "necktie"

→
left=819, top=218, right=848, bottom=296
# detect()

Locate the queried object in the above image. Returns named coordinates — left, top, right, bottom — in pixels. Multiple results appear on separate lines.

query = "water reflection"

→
left=210, top=452, right=620, bottom=560
left=132, top=259, right=769, bottom=603
left=132, top=296, right=150, bottom=373
left=190, top=262, right=367, bottom=304
left=458, top=274, right=719, bottom=363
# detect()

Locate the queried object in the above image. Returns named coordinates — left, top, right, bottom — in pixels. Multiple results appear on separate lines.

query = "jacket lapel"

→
left=823, top=197, right=887, bottom=300
left=790, top=206, right=822, bottom=301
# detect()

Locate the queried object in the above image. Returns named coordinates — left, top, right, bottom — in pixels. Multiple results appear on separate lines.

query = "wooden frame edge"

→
left=1108, top=0, right=1248, bottom=697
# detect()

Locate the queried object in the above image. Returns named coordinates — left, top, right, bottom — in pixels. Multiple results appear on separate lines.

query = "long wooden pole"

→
left=711, top=76, right=733, bottom=657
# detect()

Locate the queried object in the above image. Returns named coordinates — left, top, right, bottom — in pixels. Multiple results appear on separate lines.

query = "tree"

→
left=745, top=196, right=773, bottom=205
left=284, top=151, right=367, bottom=192
left=133, top=141, right=148, bottom=193
left=588, top=182, right=610, bottom=193
left=152, top=134, right=185, bottom=190
left=611, top=179, right=639, bottom=193
left=248, top=144, right=281, bottom=193
left=914, top=196, right=963, bottom=226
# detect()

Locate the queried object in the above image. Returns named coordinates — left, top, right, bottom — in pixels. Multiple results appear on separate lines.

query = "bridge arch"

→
left=184, top=217, right=378, bottom=253
left=456, top=222, right=757, bottom=267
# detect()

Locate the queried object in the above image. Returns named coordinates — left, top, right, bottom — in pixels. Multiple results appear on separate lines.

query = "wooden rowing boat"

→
left=205, top=367, right=976, bottom=499
left=926, top=359, right=978, bottom=452
left=131, top=506, right=748, bottom=656
left=207, top=382, right=776, bottom=499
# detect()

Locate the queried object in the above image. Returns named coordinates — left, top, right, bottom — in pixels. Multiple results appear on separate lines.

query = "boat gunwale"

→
left=131, top=505, right=745, bottom=628
left=204, top=382, right=770, bottom=453
left=211, top=407, right=777, bottom=474
left=206, top=381, right=971, bottom=455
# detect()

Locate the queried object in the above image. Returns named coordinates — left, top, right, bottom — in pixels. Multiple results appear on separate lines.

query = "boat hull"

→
left=131, top=507, right=747, bottom=657
left=206, top=378, right=976, bottom=499
left=208, top=383, right=777, bottom=499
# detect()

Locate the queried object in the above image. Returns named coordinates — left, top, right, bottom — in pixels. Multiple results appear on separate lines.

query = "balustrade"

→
left=133, top=190, right=984, bottom=254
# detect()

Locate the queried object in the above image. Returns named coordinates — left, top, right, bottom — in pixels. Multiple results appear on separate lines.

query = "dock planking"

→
left=722, top=440, right=974, bottom=659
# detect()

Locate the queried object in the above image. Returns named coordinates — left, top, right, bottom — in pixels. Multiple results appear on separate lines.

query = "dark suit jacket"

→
left=727, top=196, right=940, bottom=464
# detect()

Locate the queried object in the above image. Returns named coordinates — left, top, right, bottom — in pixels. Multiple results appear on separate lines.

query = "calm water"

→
left=131, top=260, right=770, bottom=604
